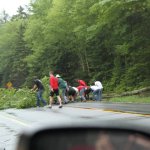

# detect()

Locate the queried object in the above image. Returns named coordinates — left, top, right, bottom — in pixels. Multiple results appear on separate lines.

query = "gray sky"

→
left=0, top=0, right=31, bottom=16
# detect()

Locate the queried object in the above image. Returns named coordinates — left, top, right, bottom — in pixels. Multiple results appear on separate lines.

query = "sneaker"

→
left=59, top=105, right=63, bottom=108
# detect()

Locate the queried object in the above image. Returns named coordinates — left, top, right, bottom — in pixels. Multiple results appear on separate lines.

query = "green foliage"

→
left=41, top=76, right=49, bottom=101
left=0, top=7, right=30, bottom=88
left=109, top=95, right=150, bottom=103
left=0, top=76, right=50, bottom=110
left=0, top=0, right=150, bottom=93
left=0, top=88, right=36, bottom=109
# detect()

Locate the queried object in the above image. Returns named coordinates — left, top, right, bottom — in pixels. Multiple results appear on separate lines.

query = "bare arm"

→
left=31, top=84, right=37, bottom=91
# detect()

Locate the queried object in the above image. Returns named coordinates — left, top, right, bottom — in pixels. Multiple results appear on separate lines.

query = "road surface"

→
left=0, top=102, right=150, bottom=150
left=67, top=102, right=150, bottom=114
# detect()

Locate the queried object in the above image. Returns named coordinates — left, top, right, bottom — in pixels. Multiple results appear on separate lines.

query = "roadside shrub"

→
left=0, top=88, right=36, bottom=109
left=14, top=88, right=36, bottom=108
left=41, top=76, right=49, bottom=102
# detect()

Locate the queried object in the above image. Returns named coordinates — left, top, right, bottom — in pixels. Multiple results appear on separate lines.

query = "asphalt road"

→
left=67, top=102, right=150, bottom=114
left=0, top=102, right=150, bottom=150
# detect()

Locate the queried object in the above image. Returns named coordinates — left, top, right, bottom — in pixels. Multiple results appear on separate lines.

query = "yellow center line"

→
left=0, top=113, right=30, bottom=127
left=66, top=106, right=150, bottom=117
left=103, top=109, right=150, bottom=117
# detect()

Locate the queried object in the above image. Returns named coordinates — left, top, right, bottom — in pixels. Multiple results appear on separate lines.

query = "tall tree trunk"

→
left=84, top=48, right=90, bottom=74
left=79, top=54, right=85, bottom=72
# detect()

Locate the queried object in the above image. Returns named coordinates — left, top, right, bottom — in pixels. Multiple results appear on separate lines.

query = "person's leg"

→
left=96, top=89, right=101, bottom=101
left=86, top=88, right=91, bottom=100
left=70, top=95, right=74, bottom=102
left=64, top=88, right=69, bottom=103
left=73, top=93, right=77, bottom=101
left=68, top=88, right=75, bottom=102
left=62, top=88, right=68, bottom=103
left=57, top=96, right=62, bottom=107
left=49, top=91, right=54, bottom=108
left=71, top=90, right=77, bottom=102
left=93, top=89, right=100, bottom=101
left=92, top=90, right=97, bottom=101
left=68, top=95, right=71, bottom=102
left=74, top=90, right=79, bottom=101
left=59, top=89, right=63, bottom=102
left=80, top=88, right=86, bottom=101
left=36, top=91, right=40, bottom=107
left=49, top=96, right=53, bottom=108
left=39, top=90, right=47, bottom=106
left=85, top=89, right=89, bottom=100
left=55, top=89, right=62, bottom=108
left=67, top=89, right=71, bottom=102
left=99, top=89, right=102, bottom=101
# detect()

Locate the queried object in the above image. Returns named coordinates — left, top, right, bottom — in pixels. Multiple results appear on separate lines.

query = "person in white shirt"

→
left=95, top=81, right=103, bottom=89
left=90, top=81, right=103, bottom=101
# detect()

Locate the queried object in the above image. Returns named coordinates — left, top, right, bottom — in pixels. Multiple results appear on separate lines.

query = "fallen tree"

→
left=103, top=87, right=150, bottom=99
left=121, top=87, right=150, bottom=96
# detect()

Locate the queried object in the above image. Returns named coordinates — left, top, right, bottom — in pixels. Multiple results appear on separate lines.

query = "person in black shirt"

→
left=32, top=79, right=47, bottom=107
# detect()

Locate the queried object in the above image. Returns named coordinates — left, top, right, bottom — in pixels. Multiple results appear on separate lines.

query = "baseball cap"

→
left=56, top=74, right=61, bottom=78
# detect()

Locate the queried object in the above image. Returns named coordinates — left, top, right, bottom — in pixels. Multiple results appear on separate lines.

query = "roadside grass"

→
left=107, top=95, right=150, bottom=103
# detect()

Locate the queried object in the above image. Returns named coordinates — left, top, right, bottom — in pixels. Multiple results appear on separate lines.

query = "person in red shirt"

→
left=76, top=79, right=87, bottom=102
left=76, top=79, right=87, bottom=86
left=49, top=71, right=62, bottom=108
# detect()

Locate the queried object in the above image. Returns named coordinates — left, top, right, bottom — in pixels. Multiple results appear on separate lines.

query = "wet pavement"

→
left=0, top=102, right=150, bottom=150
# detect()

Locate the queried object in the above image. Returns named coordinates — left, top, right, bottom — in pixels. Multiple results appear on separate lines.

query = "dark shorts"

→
left=68, top=87, right=76, bottom=96
left=50, top=89, right=59, bottom=97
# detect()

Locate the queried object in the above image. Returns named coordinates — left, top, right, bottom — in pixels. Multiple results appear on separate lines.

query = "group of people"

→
left=32, top=71, right=103, bottom=108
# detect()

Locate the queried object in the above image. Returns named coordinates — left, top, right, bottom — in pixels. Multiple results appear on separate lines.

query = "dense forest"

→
left=0, top=0, right=150, bottom=92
